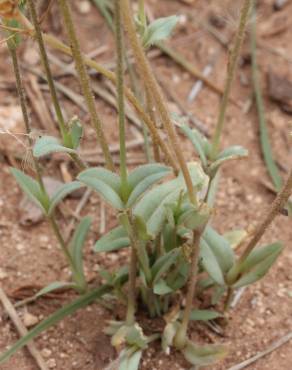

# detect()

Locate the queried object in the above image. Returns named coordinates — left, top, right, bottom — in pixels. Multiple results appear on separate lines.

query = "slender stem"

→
left=26, top=0, right=86, bottom=171
left=121, top=0, right=195, bottom=203
left=145, top=87, right=160, bottom=162
left=8, top=43, right=45, bottom=193
left=27, top=0, right=67, bottom=139
left=16, top=13, right=178, bottom=170
left=174, top=230, right=204, bottom=348
left=210, top=0, right=253, bottom=160
left=57, top=0, right=114, bottom=171
left=9, top=42, right=82, bottom=288
left=126, top=247, right=137, bottom=325
left=114, top=0, right=128, bottom=197
left=238, top=167, right=292, bottom=264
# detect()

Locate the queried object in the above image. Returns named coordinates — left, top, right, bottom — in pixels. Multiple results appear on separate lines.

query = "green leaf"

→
left=78, top=169, right=123, bottom=209
left=224, top=229, right=247, bottom=249
left=69, top=117, right=83, bottom=149
left=127, top=167, right=171, bottom=207
left=128, top=164, right=170, bottom=189
left=33, top=136, right=76, bottom=157
left=151, top=248, right=180, bottom=284
left=182, top=340, right=228, bottom=366
left=48, top=181, right=84, bottom=215
left=94, top=226, right=130, bottom=252
left=119, top=348, right=142, bottom=370
left=209, top=145, right=248, bottom=175
left=153, top=279, right=173, bottom=295
left=203, top=226, right=235, bottom=273
left=189, top=309, right=222, bottom=321
left=0, top=285, right=111, bottom=364
left=178, top=203, right=210, bottom=230
left=35, top=282, right=77, bottom=298
left=70, top=216, right=91, bottom=281
left=125, top=324, right=148, bottom=349
left=142, top=16, right=178, bottom=48
left=233, top=242, right=283, bottom=288
left=10, top=168, right=48, bottom=212
left=180, top=125, right=208, bottom=167
left=200, top=239, right=225, bottom=286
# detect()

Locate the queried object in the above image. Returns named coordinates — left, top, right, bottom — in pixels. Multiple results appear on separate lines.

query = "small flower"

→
left=0, top=0, right=18, bottom=19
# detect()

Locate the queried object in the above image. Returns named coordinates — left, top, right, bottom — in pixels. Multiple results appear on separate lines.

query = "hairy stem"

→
left=114, top=0, right=128, bottom=197
left=239, top=167, right=292, bottom=264
left=121, top=0, right=195, bottom=202
left=27, top=0, right=67, bottom=139
left=174, top=230, right=203, bottom=348
left=210, top=0, right=252, bottom=159
left=57, top=0, right=114, bottom=171
left=15, top=14, right=178, bottom=170
left=8, top=43, right=45, bottom=193
left=26, top=0, right=86, bottom=170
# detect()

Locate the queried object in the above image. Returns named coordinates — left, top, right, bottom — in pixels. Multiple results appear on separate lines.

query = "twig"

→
left=230, top=287, right=246, bottom=309
left=81, top=137, right=144, bottom=156
left=25, top=75, right=58, bottom=135
left=0, top=287, right=49, bottom=370
left=65, top=188, right=92, bottom=241
left=227, top=332, right=292, bottom=370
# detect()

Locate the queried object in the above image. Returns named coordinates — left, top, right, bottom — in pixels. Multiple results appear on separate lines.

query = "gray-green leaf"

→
left=33, top=136, right=76, bottom=157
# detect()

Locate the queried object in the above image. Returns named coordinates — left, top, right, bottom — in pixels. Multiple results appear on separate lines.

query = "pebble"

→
left=76, top=0, right=91, bottom=14
left=41, top=348, right=52, bottom=358
left=46, top=358, right=57, bottom=369
left=23, top=312, right=39, bottom=328
left=0, top=268, right=8, bottom=280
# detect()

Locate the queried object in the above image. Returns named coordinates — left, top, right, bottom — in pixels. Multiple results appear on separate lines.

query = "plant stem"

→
left=114, top=0, right=128, bottom=197
left=27, top=0, right=67, bottom=139
left=8, top=43, right=45, bottom=194
left=174, top=230, right=203, bottom=348
left=126, top=246, right=137, bottom=325
left=16, top=13, right=178, bottom=170
left=9, top=42, right=82, bottom=288
left=57, top=0, right=114, bottom=171
left=26, top=0, right=86, bottom=170
left=210, top=0, right=252, bottom=160
left=121, top=0, right=195, bottom=203
left=238, top=167, right=292, bottom=264
left=145, top=87, right=160, bottom=162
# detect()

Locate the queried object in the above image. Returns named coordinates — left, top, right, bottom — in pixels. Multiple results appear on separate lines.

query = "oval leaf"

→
left=33, top=136, right=76, bottom=157
left=94, top=226, right=130, bottom=252
left=182, top=340, right=228, bottom=366
left=48, top=181, right=84, bottom=215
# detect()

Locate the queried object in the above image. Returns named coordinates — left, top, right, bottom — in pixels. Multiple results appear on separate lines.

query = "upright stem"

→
left=210, top=0, right=253, bottom=160
left=121, top=0, right=195, bottom=204
left=114, top=0, right=128, bottom=196
left=8, top=44, right=45, bottom=193
left=15, top=14, right=178, bottom=170
left=174, top=230, right=204, bottom=348
left=27, top=0, right=67, bottom=139
left=27, top=0, right=86, bottom=171
left=57, top=0, right=114, bottom=171
left=239, top=167, right=292, bottom=264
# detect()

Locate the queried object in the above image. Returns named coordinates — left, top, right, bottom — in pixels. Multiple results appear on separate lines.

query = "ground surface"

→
left=0, top=0, right=292, bottom=369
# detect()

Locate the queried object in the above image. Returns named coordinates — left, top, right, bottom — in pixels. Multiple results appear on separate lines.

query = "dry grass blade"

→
left=0, top=288, right=49, bottom=370
left=227, top=332, right=292, bottom=370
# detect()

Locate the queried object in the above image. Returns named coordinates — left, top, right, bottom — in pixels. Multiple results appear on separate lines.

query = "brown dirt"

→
left=0, top=1, right=292, bottom=369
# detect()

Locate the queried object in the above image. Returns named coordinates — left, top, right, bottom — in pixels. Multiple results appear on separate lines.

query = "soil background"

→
left=0, top=0, right=292, bottom=369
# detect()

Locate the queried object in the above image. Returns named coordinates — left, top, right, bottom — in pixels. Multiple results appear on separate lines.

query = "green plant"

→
left=1, top=0, right=291, bottom=369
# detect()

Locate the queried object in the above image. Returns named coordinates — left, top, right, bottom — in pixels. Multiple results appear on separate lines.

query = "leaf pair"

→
left=11, top=168, right=84, bottom=216
left=33, top=117, right=83, bottom=157
left=200, top=225, right=283, bottom=289
left=78, top=163, right=171, bottom=210
left=180, top=125, right=248, bottom=176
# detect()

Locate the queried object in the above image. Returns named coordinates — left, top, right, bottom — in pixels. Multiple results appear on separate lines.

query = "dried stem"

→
left=121, top=0, right=195, bottom=203
left=57, top=0, right=114, bottom=171
left=210, top=0, right=252, bottom=159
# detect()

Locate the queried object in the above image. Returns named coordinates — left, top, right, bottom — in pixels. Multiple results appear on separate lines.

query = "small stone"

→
left=41, top=348, right=52, bottom=358
left=23, top=312, right=39, bottom=328
left=47, top=358, right=57, bottom=369
left=0, top=268, right=8, bottom=280
left=16, top=243, right=25, bottom=251
left=77, top=1, right=91, bottom=14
